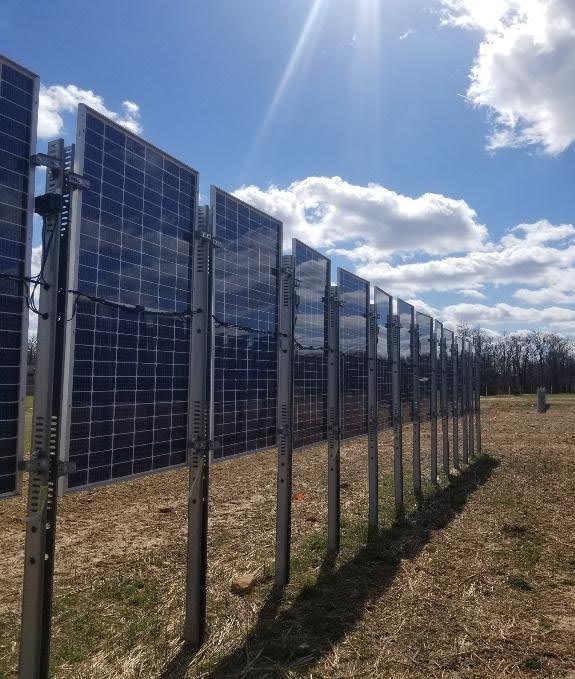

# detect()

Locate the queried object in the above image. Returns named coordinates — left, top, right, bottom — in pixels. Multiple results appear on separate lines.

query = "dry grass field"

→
left=1, top=395, right=574, bottom=678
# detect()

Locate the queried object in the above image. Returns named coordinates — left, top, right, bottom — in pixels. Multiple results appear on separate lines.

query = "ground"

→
left=1, top=395, right=574, bottom=678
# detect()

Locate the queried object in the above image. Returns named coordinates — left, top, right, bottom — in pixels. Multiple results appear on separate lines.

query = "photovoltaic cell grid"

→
left=212, top=187, right=281, bottom=459
left=398, top=299, right=414, bottom=424
left=457, top=337, right=464, bottom=412
left=0, top=57, right=37, bottom=498
left=435, top=320, right=443, bottom=415
left=416, top=312, right=432, bottom=421
left=375, top=287, right=392, bottom=430
left=292, top=239, right=329, bottom=449
left=62, top=105, right=198, bottom=490
left=338, top=269, right=369, bottom=440
left=444, top=328, right=454, bottom=405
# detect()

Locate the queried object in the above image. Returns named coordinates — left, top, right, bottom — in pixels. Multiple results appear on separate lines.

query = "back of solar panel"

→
left=416, top=312, right=432, bottom=422
left=375, top=287, right=392, bottom=431
left=59, top=105, right=199, bottom=492
left=292, top=239, right=330, bottom=449
left=397, top=299, right=414, bottom=425
left=0, top=56, right=39, bottom=498
left=211, top=187, right=282, bottom=460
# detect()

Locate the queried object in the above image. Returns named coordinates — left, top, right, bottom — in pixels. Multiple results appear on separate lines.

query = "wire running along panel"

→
left=416, top=312, right=432, bottom=422
left=375, top=287, right=392, bottom=431
left=0, top=56, right=38, bottom=498
left=398, top=299, right=414, bottom=424
left=292, top=239, right=329, bottom=449
left=212, top=187, right=281, bottom=459
left=338, top=268, right=369, bottom=440
left=61, top=105, right=198, bottom=491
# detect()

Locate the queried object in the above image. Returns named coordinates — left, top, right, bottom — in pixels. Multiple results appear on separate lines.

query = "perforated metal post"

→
left=184, top=208, right=213, bottom=648
left=474, top=339, right=482, bottom=455
left=440, top=332, right=450, bottom=475
left=367, top=304, right=378, bottom=531
left=412, top=321, right=421, bottom=496
left=391, top=314, right=403, bottom=515
left=19, top=140, right=68, bottom=679
left=462, top=342, right=469, bottom=465
left=275, top=256, right=295, bottom=588
left=430, top=326, right=438, bottom=483
left=327, top=285, right=341, bottom=552
left=452, top=339, right=460, bottom=470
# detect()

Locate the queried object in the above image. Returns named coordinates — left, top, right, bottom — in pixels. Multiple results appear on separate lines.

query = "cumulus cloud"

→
left=234, top=176, right=487, bottom=257
left=442, top=0, right=575, bottom=154
left=458, top=289, right=486, bottom=300
left=38, top=84, right=142, bottom=138
left=442, top=302, right=575, bottom=331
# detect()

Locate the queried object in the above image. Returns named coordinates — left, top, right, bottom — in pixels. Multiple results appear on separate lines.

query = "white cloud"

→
left=234, top=176, right=487, bottom=257
left=399, top=29, right=414, bottom=41
left=441, top=302, right=575, bottom=331
left=458, top=288, right=486, bottom=299
left=442, top=0, right=575, bottom=154
left=38, top=85, right=142, bottom=138
left=406, top=298, right=439, bottom=318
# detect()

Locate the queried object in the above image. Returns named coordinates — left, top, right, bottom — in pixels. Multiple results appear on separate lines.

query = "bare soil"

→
left=1, top=395, right=574, bottom=678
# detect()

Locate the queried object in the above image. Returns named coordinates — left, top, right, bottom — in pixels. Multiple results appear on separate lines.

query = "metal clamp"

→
left=197, top=230, right=222, bottom=248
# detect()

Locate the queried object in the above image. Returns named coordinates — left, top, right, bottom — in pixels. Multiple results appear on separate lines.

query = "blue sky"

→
left=2, top=0, right=574, bottom=334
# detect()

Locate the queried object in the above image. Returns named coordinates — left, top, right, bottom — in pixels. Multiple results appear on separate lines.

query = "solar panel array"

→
left=375, top=287, right=392, bottom=431
left=416, top=312, right=432, bottom=421
left=398, top=299, right=414, bottom=424
left=211, top=187, right=282, bottom=459
left=60, top=105, right=198, bottom=491
left=338, top=269, right=369, bottom=440
left=0, top=56, right=38, bottom=498
left=292, top=239, right=329, bottom=449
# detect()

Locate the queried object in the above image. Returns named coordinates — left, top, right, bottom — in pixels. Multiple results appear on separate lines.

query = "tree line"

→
left=459, top=327, right=575, bottom=396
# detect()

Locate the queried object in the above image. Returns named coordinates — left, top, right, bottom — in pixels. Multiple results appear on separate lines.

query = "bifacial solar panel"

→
left=398, top=299, right=414, bottom=424
left=59, top=105, right=198, bottom=491
left=292, top=239, right=329, bottom=449
left=444, top=328, right=454, bottom=405
left=338, top=268, right=369, bottom=440
left=0, top=56, right=38, bottom=498
left=375, top=287, right=392, bottom=431
left=212, top=187, right=282, bottom=459
left=435, top=320, right=443, bottom=413
left=416, top=312, right=432, bottom=422
left=457, top=337, right=464, bottom=413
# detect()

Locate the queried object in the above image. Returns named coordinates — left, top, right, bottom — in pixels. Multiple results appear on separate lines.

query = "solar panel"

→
left=435, top=320, right=443, bottom=412
left=292, top=239, right=329, bottom=449
left=0, top=56, right=38, bottom=498
left=338, top=268, right=369, bottom=440
left=59, top=105, right=198, bottom=491
left=444, top=327, right=454, bottom=406
left=375, top=287, right=392, bottom=431
left=397, top=299, right=414, bottom=425
left=416, top=312, right=432, bottom=422
left=211, top=187, right=282, bottom=459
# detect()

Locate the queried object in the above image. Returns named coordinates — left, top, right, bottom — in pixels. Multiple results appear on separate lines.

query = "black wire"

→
left=212, top=315, right=275, bottom=336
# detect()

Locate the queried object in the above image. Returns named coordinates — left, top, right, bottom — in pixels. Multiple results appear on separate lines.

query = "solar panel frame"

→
left=397, top=299, right=414, bottom=425
left=416, top=312, right=432, bottom=422
left=338, top=268, right=369, bottom=441
left=0, top=55, right=39, bottom=499
left=58, top=104, right=199, bottom=493
left=211, top=186, right=282, bottom=460
left=292, top=239, right=330, bottom=450
left=374, top=287, right=392, bottom=431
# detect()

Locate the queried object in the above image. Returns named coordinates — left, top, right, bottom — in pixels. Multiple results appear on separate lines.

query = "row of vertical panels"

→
left=0, top=57, right=38, bottom=497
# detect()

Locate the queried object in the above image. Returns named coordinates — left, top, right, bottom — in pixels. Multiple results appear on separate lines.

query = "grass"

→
left=1, top=396, right=575, bottom=678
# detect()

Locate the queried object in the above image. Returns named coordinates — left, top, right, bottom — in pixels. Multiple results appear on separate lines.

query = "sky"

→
left=2, top=0, right=574, bottom=335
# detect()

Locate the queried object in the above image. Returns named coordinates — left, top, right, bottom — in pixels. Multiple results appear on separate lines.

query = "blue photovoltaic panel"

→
left=0, top=56, right=38, bottom=498
left=416, top=312, right=432, bottom=421
left=61, top=105, right=198, bottom=491
left=338, top=268, right=369, bottom=440
left=212, top=187, right=281, bottom=459
left=398, top=299, right=414, bottom=424
left=293, top=239, right=329, bottom=449
left=375, top=287, right=392, bottom=431
left=444, top=328, right=454, bottom=405
left=435, top=320, right=443, bottom=411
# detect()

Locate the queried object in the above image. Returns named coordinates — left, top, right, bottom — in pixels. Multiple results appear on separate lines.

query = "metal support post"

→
left=462, top=343, right=469, bottom=465
left=475, top=340, right=482, bottom=456
left=275, top=256, right=295, bottom=588
left=412, top=322, right=421, bottom=496
left=367, top=304, right=378, bottom=531
left=430, top=328, right=438, bottom=483
left=327, top=286, right=341, bottom=552
left=184, top=210, right=214, bottom=647
left=391, top=314, right=403, bottom=516
left=19, top=140, right=77, bottom=679
left=452, top=340, right=460, bottom=470
left=440, top=332, right=450, bottom=476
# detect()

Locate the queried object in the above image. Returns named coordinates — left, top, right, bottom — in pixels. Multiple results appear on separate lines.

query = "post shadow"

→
left=161, top=454, right=499, bottom=679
